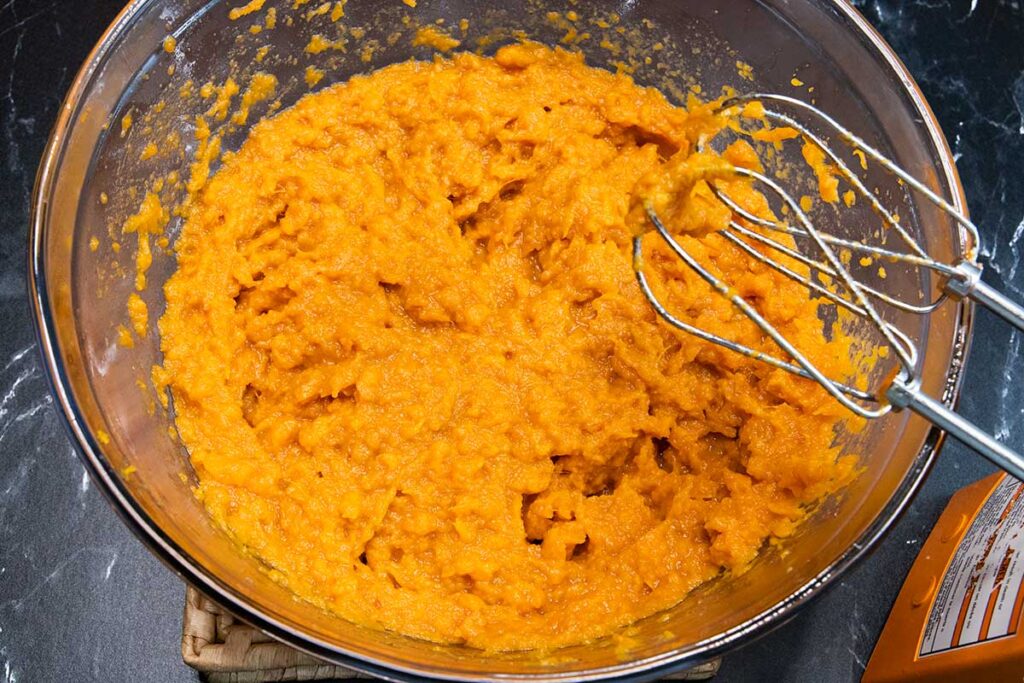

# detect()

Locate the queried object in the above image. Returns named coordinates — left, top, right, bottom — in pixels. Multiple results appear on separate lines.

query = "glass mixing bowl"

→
left=29, top=0, right=972, bottom=679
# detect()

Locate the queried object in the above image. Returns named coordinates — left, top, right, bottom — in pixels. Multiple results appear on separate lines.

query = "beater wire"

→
left=634, top=93, right=1024, bottom=478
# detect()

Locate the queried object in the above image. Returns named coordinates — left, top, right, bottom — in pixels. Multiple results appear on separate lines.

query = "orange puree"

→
left=159, top=43, right=858, bottom=651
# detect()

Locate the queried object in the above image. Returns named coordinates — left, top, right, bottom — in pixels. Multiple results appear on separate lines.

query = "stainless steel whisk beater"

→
left=632, top=93, right=1024, bottom=479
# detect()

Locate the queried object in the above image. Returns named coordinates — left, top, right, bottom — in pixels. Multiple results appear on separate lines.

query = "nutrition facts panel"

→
left=920, top=476, right=1024, bottom=656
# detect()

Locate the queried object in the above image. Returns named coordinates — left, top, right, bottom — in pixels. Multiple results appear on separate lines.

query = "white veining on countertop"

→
left=2, top=18, right=27, bottom=212
left=2, top=347, right=30, bottom=372
left=1005, top=216, right=1024, bottom=291
left=2, top=656, right=16, bottom=683
left=0, top=349, right=43, bottom=512
left=842, top=581, right=872, bottom=674
left=1014, top=71, right=1024, bottom=134
left=0, top=366, right=35, bottom=424
left=994, top=329, right=1023, bottom=442
left=0, top=546, right=121, bottom=616
left=985, top=214, right=1024, bottom=297
left=102, top=554, right=117, bottom=581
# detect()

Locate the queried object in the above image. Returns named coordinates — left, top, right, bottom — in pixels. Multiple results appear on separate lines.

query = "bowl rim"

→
left=28, top=1, right=974, bottom=680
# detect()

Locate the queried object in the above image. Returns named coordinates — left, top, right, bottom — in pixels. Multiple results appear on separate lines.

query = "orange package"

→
left=865, top=472, right=1024, bottom=682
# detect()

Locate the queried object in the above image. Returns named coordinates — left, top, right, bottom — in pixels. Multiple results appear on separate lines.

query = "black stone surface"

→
left=1, top=0, right=1022, bottom=680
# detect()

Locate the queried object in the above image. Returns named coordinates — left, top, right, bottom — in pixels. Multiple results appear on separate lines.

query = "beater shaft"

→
left=945, top=260, right=1024, bottom=332
left=888, top=378, right=1024, bottom=480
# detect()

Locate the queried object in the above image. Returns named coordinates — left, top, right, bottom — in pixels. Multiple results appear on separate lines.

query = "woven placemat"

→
left=182, top=587, right=721, bottom=682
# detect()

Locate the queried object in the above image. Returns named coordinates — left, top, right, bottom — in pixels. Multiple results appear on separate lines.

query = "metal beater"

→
left=632, top=93, right=1024, bottom=479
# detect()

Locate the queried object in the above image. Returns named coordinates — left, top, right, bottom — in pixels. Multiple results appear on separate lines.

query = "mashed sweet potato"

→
left=159, top=42, right=858, bottom=651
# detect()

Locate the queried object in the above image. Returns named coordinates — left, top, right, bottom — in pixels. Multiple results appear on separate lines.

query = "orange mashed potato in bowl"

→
left=159, top=42, right=859, bottom=651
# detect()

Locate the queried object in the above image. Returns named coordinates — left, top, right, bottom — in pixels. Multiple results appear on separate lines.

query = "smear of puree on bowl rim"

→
left=156, top=42, right=862, bottom=651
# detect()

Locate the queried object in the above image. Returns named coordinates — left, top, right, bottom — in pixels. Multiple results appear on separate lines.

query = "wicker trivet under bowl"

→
left=182, top=587, right=721, bottom=682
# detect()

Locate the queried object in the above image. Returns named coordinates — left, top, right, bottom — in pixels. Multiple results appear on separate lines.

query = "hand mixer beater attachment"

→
left=632, top=93, right=1024, bottom=479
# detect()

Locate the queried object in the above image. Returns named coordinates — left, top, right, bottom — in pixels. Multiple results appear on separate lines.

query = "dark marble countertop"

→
left=1, top=0, right=1023, bottom=680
